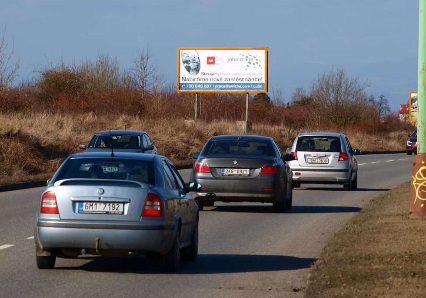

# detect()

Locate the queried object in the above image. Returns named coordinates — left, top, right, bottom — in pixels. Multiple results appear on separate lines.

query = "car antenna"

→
left=109, top=130, right=114, bottom=157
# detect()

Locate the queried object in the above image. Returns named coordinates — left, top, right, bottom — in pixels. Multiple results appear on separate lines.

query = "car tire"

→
left=286, top=184, right=293, bottom=209
left=36, top=252, right=56, bottom=269
left=293, top=181, right=301, bottom=189
left=204, top=201, right=214, bottom=207
left=165, top=236, right=180, bottom=272
left=344, top=172, right=357, bottom=191
left=195, top=199, right=204, bottom=211
left=181, top=220, right=198, bottom=262
left=407, top=151, right=413, bottom=155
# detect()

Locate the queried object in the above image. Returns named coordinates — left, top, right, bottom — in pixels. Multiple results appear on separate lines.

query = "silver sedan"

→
left=287, top=132, right=359, bottom=190
left=34, top=152, right=199, bottom=272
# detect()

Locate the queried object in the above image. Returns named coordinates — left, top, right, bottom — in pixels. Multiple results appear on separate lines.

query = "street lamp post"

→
left=410, top=0, right=426, bottom=218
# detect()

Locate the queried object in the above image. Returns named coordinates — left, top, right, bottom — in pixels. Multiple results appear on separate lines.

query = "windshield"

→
left=203, top=140, right=273, bottom=156
left=88, top=135, right=141, bottom=149
left=412, top=130, right=417, bottom=138
left=296, top=136, right=341, bottom=152
left=54, top=158, right=155, bottom=185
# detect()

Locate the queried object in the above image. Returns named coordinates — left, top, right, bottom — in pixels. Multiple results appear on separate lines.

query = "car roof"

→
left=95, top=130, right=147, bottom=135
left=209, top=135, right=273, bottom=142
left=69, top=151, right=158, bottom=161
left=297, top=132, right=344, bottom=138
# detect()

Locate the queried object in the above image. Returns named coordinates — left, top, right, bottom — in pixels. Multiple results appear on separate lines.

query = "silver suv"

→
left=287, top=132, right=359, bottom=190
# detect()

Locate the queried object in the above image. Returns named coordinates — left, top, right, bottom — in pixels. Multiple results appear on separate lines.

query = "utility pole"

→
left=410, top=0, right=426, bottom=218
left=194, top=93, right=198, bottom=121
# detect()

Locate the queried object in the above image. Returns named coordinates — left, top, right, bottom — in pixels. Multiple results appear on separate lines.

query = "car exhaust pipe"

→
left=206, top=193, right=216, bottom=197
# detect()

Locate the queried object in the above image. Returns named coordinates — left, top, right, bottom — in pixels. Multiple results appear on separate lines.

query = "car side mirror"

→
left=187, top=182, right=202, bottom=191
left=353, top=149, right=362, bottom=155
left=144, top=145, right=154, bottom=151
left=79, top=144, right=86, bottom=150
left=193, top=152, right=200, bottom=159
left=284, top=153, right=296, bottom=161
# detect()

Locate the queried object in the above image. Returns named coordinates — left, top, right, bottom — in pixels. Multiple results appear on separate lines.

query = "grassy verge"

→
left=305, top=183, right=426, bottom=297
left=0, top=112, right=408, bottom=186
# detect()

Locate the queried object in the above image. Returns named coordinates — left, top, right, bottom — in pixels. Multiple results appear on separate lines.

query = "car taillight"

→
left=260, top=165, right=278, bottom=175
left=290, top=152, right=298, bottom=160
left=142, top=193, right=162, bottom=217
left=339, top=152, right=348, bottom=161
left=195, top=163, right=211, bottom=173
left=40, top=191, right=59, bottom=214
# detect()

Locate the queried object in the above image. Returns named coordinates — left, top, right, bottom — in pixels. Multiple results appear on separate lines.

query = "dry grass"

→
left=0, top=112, right=407, bottom=186
left=305, top=183, right=426, bottom=298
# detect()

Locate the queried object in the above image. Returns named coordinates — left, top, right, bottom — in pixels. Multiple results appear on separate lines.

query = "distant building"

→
left=399, top=104, right=408, bottom=122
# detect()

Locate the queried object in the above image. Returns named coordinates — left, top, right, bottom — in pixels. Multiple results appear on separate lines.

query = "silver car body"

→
left=35, top=152, right=197, bottom=261
left=287, top=132, right=358, bottom=186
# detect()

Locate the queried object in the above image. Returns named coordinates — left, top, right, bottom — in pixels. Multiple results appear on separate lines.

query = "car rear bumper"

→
left=291, top=168, right=350, bottom=183
left=35, top=220, right=176, bottom=255
left=193, top=176, right=283, bottom=203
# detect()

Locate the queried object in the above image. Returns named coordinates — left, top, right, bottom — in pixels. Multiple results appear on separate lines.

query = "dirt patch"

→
left=305, top=183, right=426, bottom=298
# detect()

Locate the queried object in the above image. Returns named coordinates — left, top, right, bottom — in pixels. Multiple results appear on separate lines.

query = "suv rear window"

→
left=296, top=136, right=341, bottom=152
left=203, top=140, right=273, bottom=156
left=54, top=158, right=154, bottom=185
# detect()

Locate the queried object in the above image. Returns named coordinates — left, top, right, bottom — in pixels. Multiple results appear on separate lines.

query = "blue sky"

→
left=0, top=0, right=419, bottom=111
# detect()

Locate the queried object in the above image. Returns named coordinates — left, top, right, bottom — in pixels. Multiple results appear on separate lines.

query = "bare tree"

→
left=376, top=94, right=391, bottom=119
left=0, top=28, right=19, bottom=93
left=130, top=46, right=164, bottom=96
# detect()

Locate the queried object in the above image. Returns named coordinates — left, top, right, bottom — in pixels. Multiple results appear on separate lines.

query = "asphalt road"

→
left=0, top=153, right=412, bottom=298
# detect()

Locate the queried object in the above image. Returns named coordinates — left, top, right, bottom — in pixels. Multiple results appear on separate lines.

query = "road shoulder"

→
left=305, top=182, right=426, bottom=297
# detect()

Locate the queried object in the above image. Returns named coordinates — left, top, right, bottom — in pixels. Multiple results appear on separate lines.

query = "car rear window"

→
left=296, top=136, right=341, bottom=152
left=203, top=140, right=273, bottom=156
left=88, top=135, right=141, bottom=149
left=54, top=158, right=154, bottom=185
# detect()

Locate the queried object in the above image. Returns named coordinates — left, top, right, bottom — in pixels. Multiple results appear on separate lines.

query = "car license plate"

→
left=222, top=168, right=250, bottom=176
left=307, top=158, right=329, bottom=164
left=78, top=202, right=124, bottom=214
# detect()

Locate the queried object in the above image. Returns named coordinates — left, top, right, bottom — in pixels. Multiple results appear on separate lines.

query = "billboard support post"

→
left=245, top=93, right=249, bottom=133
left=410, top=0, right=426, bottom=219
left=194, top=93, right=198, bottom=121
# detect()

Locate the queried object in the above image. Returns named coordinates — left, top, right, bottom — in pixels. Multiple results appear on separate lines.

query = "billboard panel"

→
left=409, top=91, right=418, bottom=124
left=177, top=47, right=268, bottom=93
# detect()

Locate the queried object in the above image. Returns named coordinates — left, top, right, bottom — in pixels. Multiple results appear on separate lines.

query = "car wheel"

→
left=407, top=151, right=413, bottom=155
left=352, top=172, right=358, bottom=190
left=344, top=172, right=356, bottom=191
left=293, top=181, right=301, bottom=189
left=286, top=184, right=293, bottom=209
left=36, top=251, right=56, bottom=269
left=181, top=220, right=198, bottom=262
left=195, top=199, right=204, bottom=211
left=165, top=236, right=180, bottom=272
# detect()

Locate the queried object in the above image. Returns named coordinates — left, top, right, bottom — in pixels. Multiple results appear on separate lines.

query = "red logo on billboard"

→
left=207, top=57, right=215, bottom=65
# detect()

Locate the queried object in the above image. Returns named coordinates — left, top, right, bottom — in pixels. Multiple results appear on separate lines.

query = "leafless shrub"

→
left=0, top=28, right=19, bottom=94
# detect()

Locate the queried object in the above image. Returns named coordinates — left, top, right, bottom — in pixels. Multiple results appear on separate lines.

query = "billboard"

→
left=409, top=91, right=418, bottom=124
left=177, top=47, right=268, bottom=93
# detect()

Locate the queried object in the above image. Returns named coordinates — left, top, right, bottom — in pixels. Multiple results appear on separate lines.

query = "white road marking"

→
left=370, top=161, right=380, bottom=164
left=0, top=244, right=14, bottom=251
left=385, top=160, right=394, bottom=162
left=398, top=158, right=408, bottom=161
left=358, top=163, right=367, bottom=166
left=26, top=236, right=34, bottom=240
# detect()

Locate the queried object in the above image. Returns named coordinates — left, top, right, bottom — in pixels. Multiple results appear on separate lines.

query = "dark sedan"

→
left=80, top=130, right=158, bottom=154
left=191, top=135, right=294, bottom=212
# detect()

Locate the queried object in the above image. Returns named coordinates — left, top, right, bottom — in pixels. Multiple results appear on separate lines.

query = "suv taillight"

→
left=195, top=163, right=211, bottom=173
left=260, top=165, right=278, bottom=175
left=142, top=193, right=162, bottom=217
left=290, top=152, right=298, bottom=160
left=339, top=152, right=349, bottom=161
left=40, top=191, right=59, bottom=214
